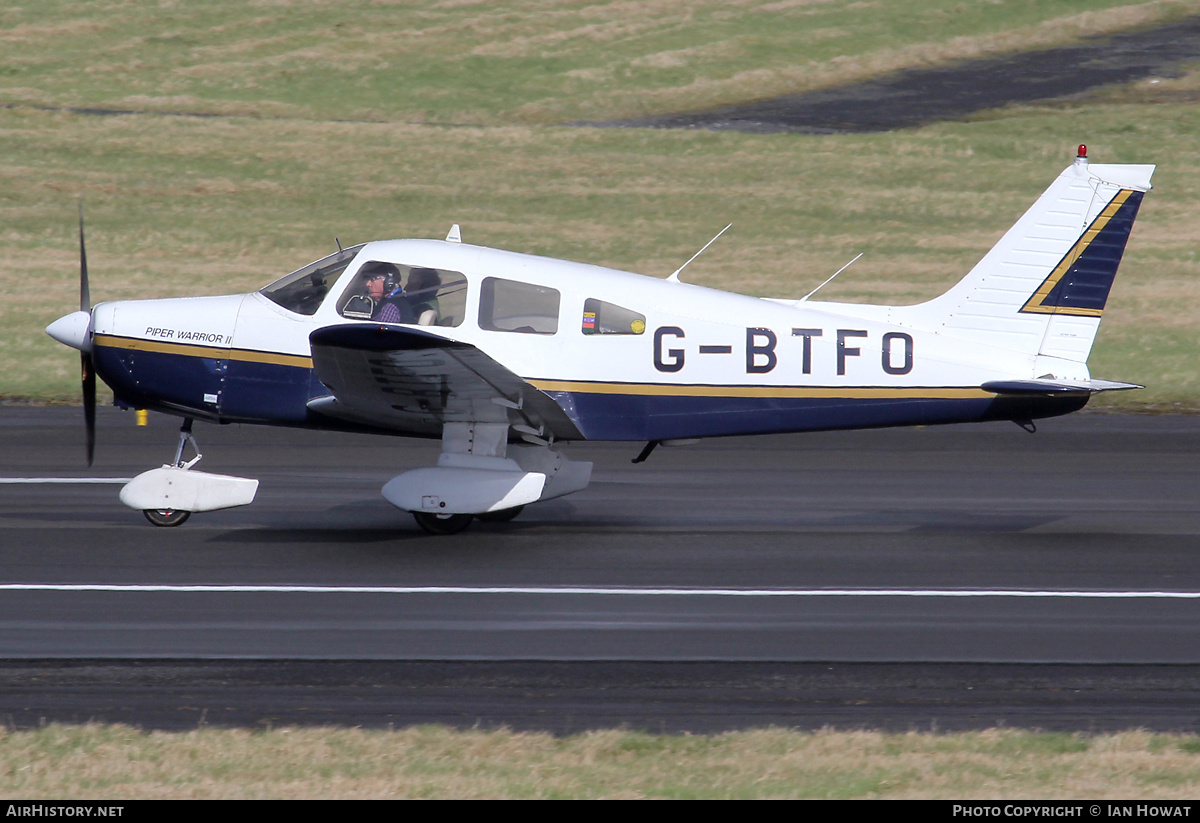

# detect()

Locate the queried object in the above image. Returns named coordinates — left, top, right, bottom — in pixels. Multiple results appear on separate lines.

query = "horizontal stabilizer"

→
left=982, top=378, right=1143, bottom=395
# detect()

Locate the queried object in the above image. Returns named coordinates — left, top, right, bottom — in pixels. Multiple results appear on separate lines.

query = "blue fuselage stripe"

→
left=544, top=390, right=1082, bottom=440
left=94, top=344, right=1086, bottom=438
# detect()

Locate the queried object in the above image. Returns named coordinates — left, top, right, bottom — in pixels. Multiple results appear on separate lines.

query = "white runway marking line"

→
left=0, top=585, right=1198, bottom=599
left=0, top=478, right=132, bottom=484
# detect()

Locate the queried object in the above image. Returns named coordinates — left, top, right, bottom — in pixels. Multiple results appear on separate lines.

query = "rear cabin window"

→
left=337, top=262, right=468, bottom=328
left=478, top=277, right=560, bottom=334
left=260, top=245, right=365, bottom=316
left=582, top=298, right=646, bottom=335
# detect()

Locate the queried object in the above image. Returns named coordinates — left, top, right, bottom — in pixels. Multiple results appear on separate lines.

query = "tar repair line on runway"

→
left=0, top=584, right=1199, bottom=599
left=0, top=478, right=132, bottom=483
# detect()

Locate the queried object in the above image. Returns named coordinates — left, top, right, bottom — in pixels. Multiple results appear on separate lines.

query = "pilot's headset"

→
left=365, top=263, right=399, bottom=294
left=377, top=263, right=402, bottom=295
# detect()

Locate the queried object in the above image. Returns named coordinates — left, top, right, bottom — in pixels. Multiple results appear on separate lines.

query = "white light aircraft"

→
left=46, top=147, right=1153, bottom=534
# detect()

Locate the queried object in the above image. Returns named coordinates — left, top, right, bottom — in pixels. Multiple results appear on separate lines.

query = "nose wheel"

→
left=143, top=508, right=191, bottom=527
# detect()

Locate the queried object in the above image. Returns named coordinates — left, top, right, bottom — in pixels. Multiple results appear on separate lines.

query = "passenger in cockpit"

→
left=405, top=267, right=441, bottom=325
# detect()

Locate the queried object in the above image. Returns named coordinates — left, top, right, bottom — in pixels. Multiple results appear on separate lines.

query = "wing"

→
left=307, top=324, right=581, bottom=441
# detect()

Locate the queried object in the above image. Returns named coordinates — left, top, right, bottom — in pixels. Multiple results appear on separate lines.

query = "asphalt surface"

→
left=2, top=660, right=1197, bottom=735
left=1, top=406, right=1198, bottom=731
left=590, top=16, right=1200, bottom=133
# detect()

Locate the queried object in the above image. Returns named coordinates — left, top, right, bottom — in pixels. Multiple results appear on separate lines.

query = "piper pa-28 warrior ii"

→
left=46, top=147, right=1153, bottom=534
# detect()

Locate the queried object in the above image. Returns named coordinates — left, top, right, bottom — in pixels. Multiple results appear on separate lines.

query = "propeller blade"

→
left=82, top=352, right=96, bottom=467
left=78, top=199, right=90, bottom=312
left=78, top=199, right=95, bottom=466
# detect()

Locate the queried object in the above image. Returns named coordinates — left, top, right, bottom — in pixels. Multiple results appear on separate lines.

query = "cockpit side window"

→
left=478, top=277, right=560, bottom=334
left=337, top=262, right=468, bottom=328
left=582, top=298, right=646, bottom=335
left=260, top=245, right=365, bottom=316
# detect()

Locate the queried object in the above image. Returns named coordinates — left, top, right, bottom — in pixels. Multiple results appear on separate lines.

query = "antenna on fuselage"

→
left=667, top=223, right=732, bottom=283
left=335, top=237, right=343, bottom=253
left=799, top=252, right=863, bottom=302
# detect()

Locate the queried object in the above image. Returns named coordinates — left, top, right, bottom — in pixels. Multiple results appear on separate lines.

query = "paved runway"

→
left=3, top=406, right=1200, bottom=661
left=2, top=407, right=1198, bottom=730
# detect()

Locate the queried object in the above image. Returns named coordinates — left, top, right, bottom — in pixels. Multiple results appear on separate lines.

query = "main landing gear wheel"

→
left=476, top=505, right=524, bottom=523
left=412, top=512, right=473, bottom=535
left=143, top=508, right=191, bottom=527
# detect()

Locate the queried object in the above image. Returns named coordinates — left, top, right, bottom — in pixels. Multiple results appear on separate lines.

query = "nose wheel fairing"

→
left=119, top=465, right=259, bottom=516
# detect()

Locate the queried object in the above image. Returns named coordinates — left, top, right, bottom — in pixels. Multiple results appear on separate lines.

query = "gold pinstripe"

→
left=93, top=334, right=314, bottom=369
left=529, top=379, right=993, bottom=400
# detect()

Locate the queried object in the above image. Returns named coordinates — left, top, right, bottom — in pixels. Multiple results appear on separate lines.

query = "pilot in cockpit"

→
left=356, top=263, right=400, bottom=322
left=340, top=262, right=442, bottom=325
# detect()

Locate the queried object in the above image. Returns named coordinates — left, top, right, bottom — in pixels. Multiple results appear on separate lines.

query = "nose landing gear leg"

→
left=141, top=418, right=199, bottom=527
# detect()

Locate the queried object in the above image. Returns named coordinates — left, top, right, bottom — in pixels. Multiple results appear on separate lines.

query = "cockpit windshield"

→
left=259, top=244, right=365, bottom=316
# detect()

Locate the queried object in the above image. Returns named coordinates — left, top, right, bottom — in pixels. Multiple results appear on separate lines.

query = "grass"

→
left=0, top=725, right=1198, bottom=799
left=2, top=0, right=1191, bottom=124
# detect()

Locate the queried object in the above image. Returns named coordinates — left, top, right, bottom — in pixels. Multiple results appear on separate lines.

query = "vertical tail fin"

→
left=913, top=150, right=1154, bottom=363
